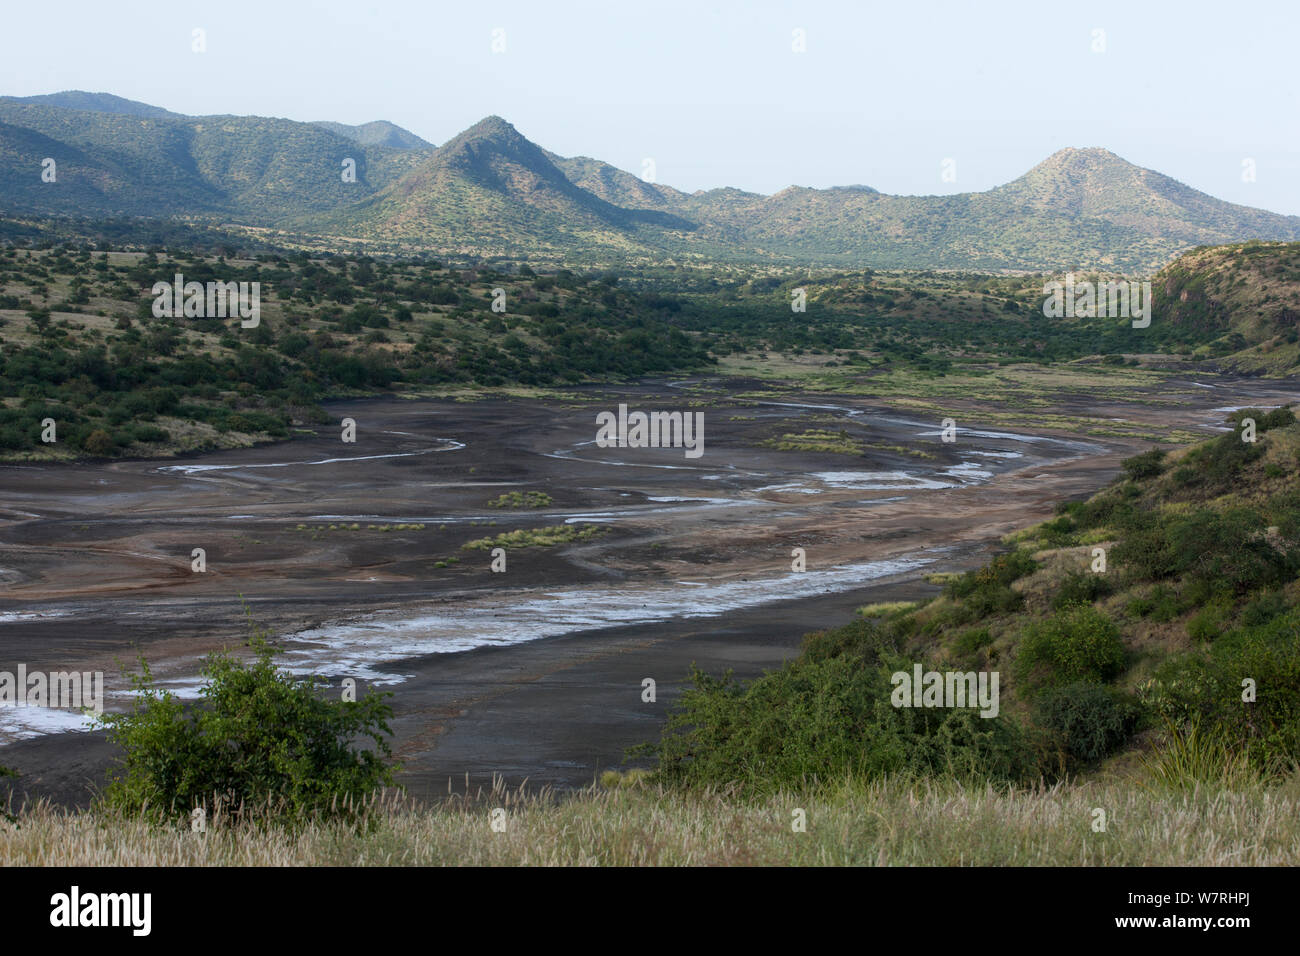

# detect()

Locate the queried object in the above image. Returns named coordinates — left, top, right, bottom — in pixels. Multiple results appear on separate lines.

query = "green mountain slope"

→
left=0, top=101, right=424, bottom=219
left=0, top=118, right=183, bottom=215
left=3, top=94, right=1300, bottom=271
left=313, top=116, right=697, bottom=256
left=545, top=152, right=688, bottom=210
left=670, top=148, right=1300, bottom=271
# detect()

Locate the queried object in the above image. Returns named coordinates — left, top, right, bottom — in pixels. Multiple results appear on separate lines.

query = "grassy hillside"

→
left=1151, top=240, right=1300, bottom=372
left=7, top=238, right=1299, bottom=461
left=0, top=245, right=715, bottom=459
left=644, top=409, right=1300, bottom=791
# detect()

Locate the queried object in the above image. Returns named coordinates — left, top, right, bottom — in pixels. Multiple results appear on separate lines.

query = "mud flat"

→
left=3, top=375, right=1298, bottom=806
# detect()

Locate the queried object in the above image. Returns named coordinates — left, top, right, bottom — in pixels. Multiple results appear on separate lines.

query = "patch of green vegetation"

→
left=94, top=633, right=395, bottom=825
left=761, top=429, right=863, bottom=455
left=461, top=523, right=606, bottom=551
left=1014, top=604, right=1127, bottom=692
left=295, top=521, right=424, bottom=538
left=639, top=621, right=1035, bottom=794
left=7, top=240, right=1293, bottom=464
left=0, top=245, right=715, bottom=459
left=486, top=490, right=553, bottom=509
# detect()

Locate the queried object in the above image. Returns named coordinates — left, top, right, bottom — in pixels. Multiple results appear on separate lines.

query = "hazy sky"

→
left=3, top=1, right=1298, bottom=214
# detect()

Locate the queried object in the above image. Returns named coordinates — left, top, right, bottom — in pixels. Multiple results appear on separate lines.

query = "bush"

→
left=1186, top=600, right=1231, bottom=642
left=1051, top=570, right=1113, bottom=610
left=644, top=619, right=1037, bottom=792
left=1172, top=431, right=1264, bottom=494
left=81, top=429, right=116, bottom=457
left=946, top=549, right=1037, bottom=599
left=1034, top=682, right=1136, bottom=764
left=952, top=627, right=994, bottom=662
left=1121, top=449, right=1165, bottom=481
left=1015, top=604, right=1126, bottom=691
left=1039, top=515, right=1076, bottom=545
left=944, top=549, right=1035, bottom=620
left=95, top=637, right=396, bottom=824
left=1140, top=608, right=1300, bottom=771
left=1232, top=406, right=1295, bottom=434
left=1242, top=591, right=1288, bottom=627
left=1113, top=506, right=1299, bottom=593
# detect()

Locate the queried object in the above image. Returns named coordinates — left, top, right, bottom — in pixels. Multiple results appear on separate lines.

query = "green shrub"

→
left=1112, top=520, right=1176, bottom=580
left=952, top=627, right=994, bottom=662
left=1121, top=449, right=1165, bottom=481
left=1039, top=515, right=1076, bottom=545
left=1148, top=584, right=1185, bottom=622
left=1113, top=506, right=1299, bottom=593
left=1186, top=600, right=1231, bottom=642
left=946, top=549, right=1037, bottom=598
left=95, top=638, right=396, bottom=824
left=1014, top=604, right=1126, bottom=691
left=1126, top=595, right=1155, bottom=617
left=1140, top=608, right=1300, bottom=771
left=944, top=549, right=1035, bottom=621
left=1232, top=406, right=1295, bottom=433
left=801, top=616, right=898, bottom=664
left=1172, top=431, right=1264, bottom=494
left=645, top=620, right=1036, bottom=792
left=1243, top=591, right=1288, bottom=627
left=1034, top=682, right=1136, bottom=764
left=1051, top=570, right=1113, bottom=610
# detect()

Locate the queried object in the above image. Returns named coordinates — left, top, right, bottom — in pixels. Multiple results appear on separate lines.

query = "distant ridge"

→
left=0, top=90, right=184, bottom=120
left=2, top=93, right=1299, bottom=270
left=311, top=120, right=433, bottom=151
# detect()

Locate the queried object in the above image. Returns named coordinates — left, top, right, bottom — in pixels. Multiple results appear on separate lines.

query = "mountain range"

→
left=2, top=91, right=1298, bottom=271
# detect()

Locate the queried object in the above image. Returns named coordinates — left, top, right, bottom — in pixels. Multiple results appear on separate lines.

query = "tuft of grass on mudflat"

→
left=857, top=601, right=918, bottom=618
left=461, top=523, right=606, bottom=551
left=4, top=774, right=1298, bottom=866
left=486, top=490, right=553, bottom=509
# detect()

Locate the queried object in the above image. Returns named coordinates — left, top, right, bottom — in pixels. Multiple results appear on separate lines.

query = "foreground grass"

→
left=4, top=775, right=1298, bottom=866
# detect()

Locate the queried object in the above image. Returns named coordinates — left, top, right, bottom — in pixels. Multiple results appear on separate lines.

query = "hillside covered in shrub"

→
left=645, top=407, right=1300, bottom=791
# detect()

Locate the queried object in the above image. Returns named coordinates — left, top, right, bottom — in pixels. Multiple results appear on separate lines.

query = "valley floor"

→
left=3, top=372, right=1299, bottom=809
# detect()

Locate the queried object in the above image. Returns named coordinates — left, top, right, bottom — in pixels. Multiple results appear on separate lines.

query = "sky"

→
left=3, top=0, right=1298, bottom=214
